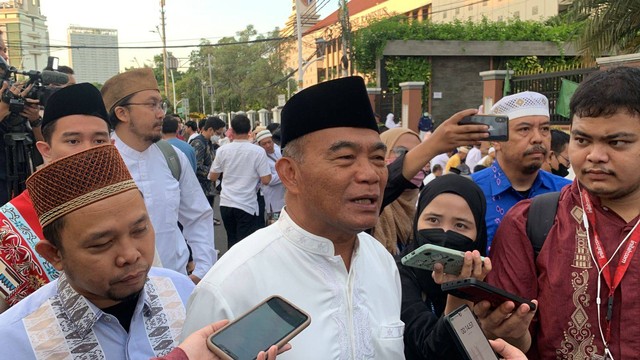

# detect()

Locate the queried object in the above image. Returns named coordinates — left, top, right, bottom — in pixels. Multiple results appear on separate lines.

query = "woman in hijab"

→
left=399, top=174, right=491, bottom=359
left=385, top=113, right=400, bottom=128
left=372, top=128, right=424, bottom=254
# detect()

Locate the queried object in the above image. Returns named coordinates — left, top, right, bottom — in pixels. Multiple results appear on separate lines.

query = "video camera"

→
left=0, top=56, right=68, bottom=124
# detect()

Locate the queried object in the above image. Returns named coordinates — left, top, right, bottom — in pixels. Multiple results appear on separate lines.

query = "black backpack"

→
left=526, top=191, right=561, bottom=258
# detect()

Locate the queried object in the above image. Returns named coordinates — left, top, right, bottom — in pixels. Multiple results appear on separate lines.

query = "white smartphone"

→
left=206, top=295, right=311, bottom=360
left=401, top=243, right=483, bottom=275
left=445, top=305, right=499, bottom=360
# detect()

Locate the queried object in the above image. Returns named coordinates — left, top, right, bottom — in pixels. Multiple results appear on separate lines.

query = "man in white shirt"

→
left=466, top=143, right=482, bottom=172
left=183, top=76, right=404, bottom=359
left=101, top=68, right=216, bottom=284
left=255, top=129, right=285, bottom=224
left=209, top=114, right=271, bottom=248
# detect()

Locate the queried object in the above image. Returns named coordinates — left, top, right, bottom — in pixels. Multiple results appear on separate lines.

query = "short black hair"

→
left=231, top=114, right=251, bottom=134
left=56, top=65, right=74, bottom=75
left=203, top=116, right=226, bottom=131
left=432, top=164, right=443, bottom=172
left=42, top=216, right=66, bottom=250
left=266, top=122, right=280, bottom=133
left=185, top=120, right=198, bottom=132
left=162, top=115, right=179, bottom=134
left=570, top=66, right=640, bottom=121
left=108, top=93, right=135, bottom=128
left=550, top=129, right=570, bottom=153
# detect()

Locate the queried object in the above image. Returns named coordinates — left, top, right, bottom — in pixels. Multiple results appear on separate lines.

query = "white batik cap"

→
left=490, top=91, right=549, bottom=120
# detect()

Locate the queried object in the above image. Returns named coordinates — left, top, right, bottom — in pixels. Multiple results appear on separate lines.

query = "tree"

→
left=568, top=0, right=640, bottom=59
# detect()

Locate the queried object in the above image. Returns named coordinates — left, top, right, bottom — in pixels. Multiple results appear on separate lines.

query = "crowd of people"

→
left=0, top=21, right=637, bottom=358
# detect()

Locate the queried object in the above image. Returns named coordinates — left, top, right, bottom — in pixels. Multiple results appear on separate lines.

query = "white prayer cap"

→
left=490, top=91, right=549, bottom=120
left=255, top=130, right=272, bottom=143
left=457, top=146, right=469, bottom=154
left=488, top=147, right=495, bottom=154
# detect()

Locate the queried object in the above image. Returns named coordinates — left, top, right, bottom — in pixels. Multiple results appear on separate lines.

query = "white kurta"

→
left=113, top=134, right=216, bottom=279
left=183, top=209, right=405, bottom=359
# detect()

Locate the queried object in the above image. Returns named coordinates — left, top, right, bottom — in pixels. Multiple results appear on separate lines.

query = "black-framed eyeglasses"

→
left=121, top=100, right=167, bottom=112
left=556, top=153, right=570, bottom=165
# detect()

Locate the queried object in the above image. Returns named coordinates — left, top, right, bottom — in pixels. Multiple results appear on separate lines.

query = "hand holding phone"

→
left=401, top=244, right=484, bottom=275
left=207, top=295, right=311, bottom=360
left=459, top=115, right=509, bottom=141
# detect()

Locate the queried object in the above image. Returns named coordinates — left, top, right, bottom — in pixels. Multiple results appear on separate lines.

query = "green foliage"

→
left=384, top=57, right=430, bottom=92
left=352, top=16, right=583, bottom=78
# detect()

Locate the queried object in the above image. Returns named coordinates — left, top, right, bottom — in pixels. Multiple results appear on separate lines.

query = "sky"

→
left=40, top=0, right=336, bottom=71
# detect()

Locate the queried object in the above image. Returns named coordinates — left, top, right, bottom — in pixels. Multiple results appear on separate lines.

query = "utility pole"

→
left=295, top=0, right=304, bottom=90
left=208, top=53, right=214, bottom=113
left=339, top=0, right=351, bottom=77
left=160, top=0, right=169, bottom=99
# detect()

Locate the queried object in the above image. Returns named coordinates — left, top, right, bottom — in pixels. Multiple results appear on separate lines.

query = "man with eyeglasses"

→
left=471, top=91, right=571, bottom=251
left=101, top=68, right=216, bottom=284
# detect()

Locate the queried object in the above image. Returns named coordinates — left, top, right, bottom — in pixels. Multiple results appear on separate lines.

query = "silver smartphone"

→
left=401, top=243, right=483, bottom=275
left=445, top=305, right=499, bottom=360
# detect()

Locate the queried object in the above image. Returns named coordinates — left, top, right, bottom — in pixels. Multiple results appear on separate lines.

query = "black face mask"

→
left=552, top=163, right=570, bottom=178
left=416, top=228, right=475, bottom=252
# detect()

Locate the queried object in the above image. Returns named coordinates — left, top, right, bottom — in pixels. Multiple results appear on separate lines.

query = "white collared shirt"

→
left=113, top=134, right=216, bottom=279
left=209, top=140, right=270, bottom=215
left=183, top=208, right=405, bottom=359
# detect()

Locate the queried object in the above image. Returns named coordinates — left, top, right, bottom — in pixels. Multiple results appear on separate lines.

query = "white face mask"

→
left=211, top=135, right=220, bottom=144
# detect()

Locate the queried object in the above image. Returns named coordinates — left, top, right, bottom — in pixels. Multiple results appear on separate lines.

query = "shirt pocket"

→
left=378, top=322, right=404, bottom=339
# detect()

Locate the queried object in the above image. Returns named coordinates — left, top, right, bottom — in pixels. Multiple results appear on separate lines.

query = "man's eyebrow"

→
left=602, top=132, right=637, bottom=140
left=371, top=142, right=387, bottom=153
left=328, top=140, right=361, bottom=153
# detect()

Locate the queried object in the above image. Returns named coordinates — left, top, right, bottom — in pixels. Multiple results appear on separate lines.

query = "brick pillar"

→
left=399, top=81, right=424, bottom=131
left=366, top=87, right=381, bottom=114
left=479, top=70, right=513, bottom=111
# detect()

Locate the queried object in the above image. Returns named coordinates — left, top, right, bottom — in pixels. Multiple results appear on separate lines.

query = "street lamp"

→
left=167, top=54, right=178, bottom=110
left=297, top=37, right=327, bottom=90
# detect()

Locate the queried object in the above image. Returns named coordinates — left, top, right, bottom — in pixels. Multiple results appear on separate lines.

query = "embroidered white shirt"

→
left=182, top=209, right=405, bottom=359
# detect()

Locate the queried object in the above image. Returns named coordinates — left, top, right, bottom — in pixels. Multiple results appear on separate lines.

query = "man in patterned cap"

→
left=183, top=76, right=404, bottom=359
left=0, top=145, right=195, bottom=359
left=0, top=83, right=112, bottom=313
left=471, top=91, right=571, bottom=250
left=101, top=68, right=216, bottom=284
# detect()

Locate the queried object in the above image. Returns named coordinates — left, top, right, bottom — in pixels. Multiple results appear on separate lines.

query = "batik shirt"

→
left=182, top=208, right=405, bottom=359
left=487, top=182, right=640, bottom=359
left=0, top=191, right=58, bottom=306
left=0, top=267, right=194, bottom=359
left=472, top=161, right=571, bottom=251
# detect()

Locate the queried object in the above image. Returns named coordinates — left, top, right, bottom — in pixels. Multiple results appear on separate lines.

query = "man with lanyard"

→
left=486, top=66, right=640, bottom=359
left=472, top=91, right=571, bottom=251
left=0, top=83, right=111, bottom=312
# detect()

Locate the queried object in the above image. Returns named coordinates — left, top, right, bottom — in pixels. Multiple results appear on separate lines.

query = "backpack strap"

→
left=156, top=140, right=181, bottom=181
left=526, top=191, right=561, bottom=258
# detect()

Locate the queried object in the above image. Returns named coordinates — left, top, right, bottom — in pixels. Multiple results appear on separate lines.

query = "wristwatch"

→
left=30, top=117, right=42, bottom=128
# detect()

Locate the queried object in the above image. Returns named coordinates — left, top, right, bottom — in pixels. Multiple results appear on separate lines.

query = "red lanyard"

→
left=581, top=191, right=640, bottom=343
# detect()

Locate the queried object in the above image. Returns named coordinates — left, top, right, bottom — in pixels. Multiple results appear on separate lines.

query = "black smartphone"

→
left=206, top=295, right=311, bottom=360
left=459, top=115, right=509, bottom=141
left=441, top=278, right=536, bottom=311
left=445, top=305, right=499, bottom=360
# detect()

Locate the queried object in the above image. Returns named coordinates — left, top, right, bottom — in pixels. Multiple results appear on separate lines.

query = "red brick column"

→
left=366, top=87, right=381, bottom=113
left=399, top=81, right=425, bottom=131
left=479, top=70, right=513, bottom=111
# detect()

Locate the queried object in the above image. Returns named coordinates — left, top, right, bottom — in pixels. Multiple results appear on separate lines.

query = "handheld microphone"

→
left=41, top=70, right=69, bottom=85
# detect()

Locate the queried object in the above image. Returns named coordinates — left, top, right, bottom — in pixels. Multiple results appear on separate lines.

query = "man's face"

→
left=117, top=90, right=164, bottom=144
left=55, top=189, right=155, bottom=309
left=290, top=127, right=388, bottom=239
left=36, top=115, right=111, bottom=163
left=201, top=126, right=214, bottom=139
left=570, top=111, right=640, bottom=201
left=496, top=115, right=550, bottom=175
left=258, top=136, right=275, bottom=154
left=0, top=34, right=8, bottom=61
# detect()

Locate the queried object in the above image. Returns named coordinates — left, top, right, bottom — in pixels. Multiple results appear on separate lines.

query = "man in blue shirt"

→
left=472, top=91, right=571, bottom=251
left=0, top=145, right=194, bottom=359
left=162, top=114, right=197, bottom=172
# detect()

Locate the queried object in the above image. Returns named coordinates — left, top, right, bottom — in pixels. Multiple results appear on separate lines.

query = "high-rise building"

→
left=0, top=0, right=49, bottom=71
left=68, top=26, right=119, bottom=84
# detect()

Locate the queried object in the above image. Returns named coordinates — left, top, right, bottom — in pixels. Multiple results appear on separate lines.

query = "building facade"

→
left=68, top=26, right=119, bottom=84
left=283, top=0, right=573, bottom=90
left=0, top=0, right=49, bottom=72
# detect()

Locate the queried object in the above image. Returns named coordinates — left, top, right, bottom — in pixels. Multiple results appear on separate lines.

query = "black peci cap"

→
left=42, top=83, right=110, bottom=130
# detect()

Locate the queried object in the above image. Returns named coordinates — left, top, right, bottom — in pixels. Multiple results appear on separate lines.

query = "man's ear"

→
left=275, top=157, right=302, bottom=195
left=493, top=141, right=502, bottom=152
left=113, top=106, right=130, bottom=125
left=35, top=141, right=52, bottom=164
left=35, top=240, right=64, bottom=271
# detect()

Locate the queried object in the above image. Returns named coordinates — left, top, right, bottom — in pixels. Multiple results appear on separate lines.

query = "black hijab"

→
left=399, top=174, right=487, bottom=316
left=413, top=174, right=488, bottom=256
